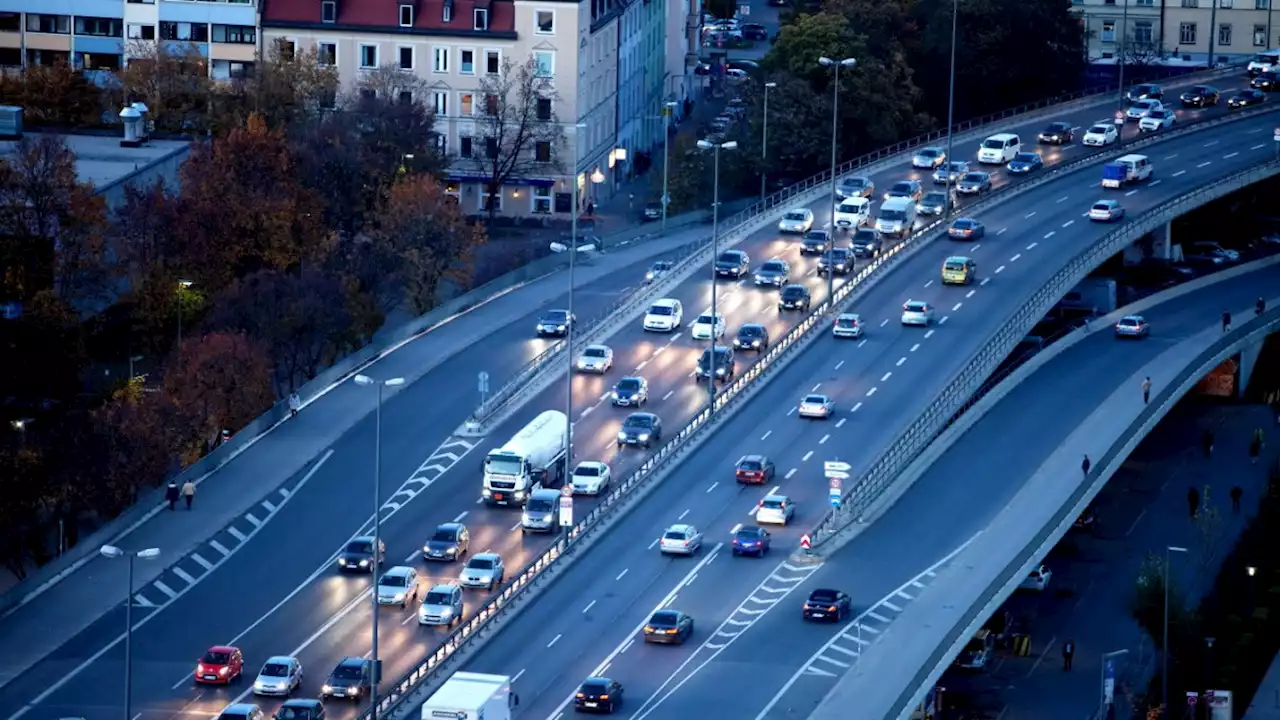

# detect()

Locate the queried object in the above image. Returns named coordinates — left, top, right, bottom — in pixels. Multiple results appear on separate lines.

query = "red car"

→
left=734, top=455, right=775, bottom=484
left=194, top=645, right=243, bottom=685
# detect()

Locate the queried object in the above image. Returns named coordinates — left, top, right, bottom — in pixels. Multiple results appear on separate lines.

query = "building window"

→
left=460, top=92, right=474, bottom=115
left=1257, top=0, right=1270, bottom=9
left=474, top=8, right=489, bottom=31
left=360, top=44, right=378, bottom=69
left=1134, top=20, right=1153, bottom=44
left=159, top=22, right=209, bottom=42
left=399, top=46, right=413, bottom=70
left=75, top=17, right=123, bottom=38
left=435, top=134, right=447, bottom=155
left=433, top=91, right=449, bottom=116
left=1179, top=22, right=1196, bottom=44
left=322, top=0, right=336, bottom=22
left=318, top=42, right=336, bottom=66
left=534, top=141, right=552, bottom=162
left=1101, top=21, right=1116, bottom=43
left=400, top=3, right=414, bottom=26
left=486, top=50, right=500, bottom=74
left=534, top=51, right=554, bottom=77
left=443, top=1, right=453, bottom=22
left=1180, top=0, right=1198, bottom=6
left=460, top=136, right=474, bottom=158
left=485, top=94, right=499, bottom=115
left=1218, top=23, right=1232, bottom=46
left=1219, top=0, right=1232, bottom=6
left=533, top=187, right=552, bottom=214
left=460, top=49, right=475, bottom=73
left=481, top=190, right=501, bottom=212
left=536, top=10, right=555, bottom=34
left=127, top=23, right=156, bottom=40
left=444, top=181, right=461, bottom=203
left=485, top=137, right=499, bottom=158
left=1256, top=24, right=1268, bottom=45
left=1135, top=0, right=1153, bottom=6
left=26, top=14, right=71, bottom=34
left=212, top=24, right=255, bottom=44
left=277, top=39, right=296, bottom=61
left=536, top=97, right=552, bottom=121
left=434, top=47, right=449, bottom=73
left=0, top=12, right=19, bottom=32
left=400, top=91, right=414, bottom=105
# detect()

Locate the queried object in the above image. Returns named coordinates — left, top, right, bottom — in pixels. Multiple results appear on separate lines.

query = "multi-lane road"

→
left=1, top=69, right=1271, bottom=720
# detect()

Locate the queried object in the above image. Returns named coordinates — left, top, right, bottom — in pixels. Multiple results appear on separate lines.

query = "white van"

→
left=875, top=197, right=917, bottom=237
left=977, top=133, right=1021, bottom=164
left=1116, top=154, right=1153, bottom=182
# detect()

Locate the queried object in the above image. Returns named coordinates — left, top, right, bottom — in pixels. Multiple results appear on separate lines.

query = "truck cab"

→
left=482, top=410, right=569, bottom=506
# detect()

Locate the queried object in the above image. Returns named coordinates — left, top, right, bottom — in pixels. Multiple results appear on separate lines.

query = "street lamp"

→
left=100, top=544, right=161, bottom=720
left=352, top=373, right=405, bottom=720
left=696, top=138, right=737, bottom=409
left=761, top=81, right=777, bottom=204
left=818, top=57, right=857, bottom=305
left=1117, top=0, right=1131, bottom=122
left=661, top=101, right=678, bottom=233
left=590, top=167, right=605, bottom=212
left=943, top=0, right=960, bottom=216
left=565, top=122, right=588, bottom=475
left=176, top=279, right=193, bottom=345
left=1163, top=544, right=1189, bottom=714
left=1247, top=565, right=1258, bottom=615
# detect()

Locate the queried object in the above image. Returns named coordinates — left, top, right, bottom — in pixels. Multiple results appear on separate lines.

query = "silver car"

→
left=252, top=656, right=303, bottom=697
left=659, top=524, right=704, bottom=555
left=375, top=566, right=420, bottom=607
left=912, top=146, right=946, bottom=169
left=418, top=584, right=464, bottom=626
left=576, top=344, right=613, bottom=373
left=459, top=552, right=506, bottom=590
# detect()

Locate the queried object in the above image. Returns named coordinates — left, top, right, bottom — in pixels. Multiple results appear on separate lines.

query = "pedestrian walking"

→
left=1062, top=639, right=1075, bottom=670
left=220, top=428, right=231, bottom=446
left=1258, top=297, right=1267, bottom=316
left=1222, top=311, right=1232, bottom=332
left=1081, top=454, right=1091, bottom=478
left=1231, top=485, right=1243, bottom=514
left=586, top=200, right=595, bottom=217
left=182, top=480, right=196, bottom=510
left=1253, top=427, right=1265, bottom=449
left=1202, top=428, right=1215, bottom=458
left=288, top=392, right=301, bottom=418
left=1251, top=435, right=1263, bottom=465
left=1141, top=376, right=1152, bottom=405
left=165, top=480, right=179, bottom=511
left=1188, top=486, right=1201, bottom=518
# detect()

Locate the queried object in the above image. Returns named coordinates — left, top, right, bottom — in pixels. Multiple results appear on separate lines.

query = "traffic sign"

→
left=1187, top=691, right=1199, bottom=706
left=829, top=488, right=842, bottom=508
left=827, top=471, right=849, bottom=480
left=1274, top=126, right=1279, bottom=141
left=824, top=461, right=852, bottom=474
left=559, top=496, right=573, bottom=508
left=558, top=496, right=573, bottom=527
left=561, top=484, right=574, bottom=497
left=828, top=476, right=842, bottom=489
left=478, top=371, right=490, bottom=393
left=799, top=534, right=812, bottom=549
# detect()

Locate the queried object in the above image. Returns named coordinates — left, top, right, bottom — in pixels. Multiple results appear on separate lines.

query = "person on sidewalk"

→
left=165, top=480, right=180, bottom=511
left=288, top=392, right=301, bottom=418
left=1202, top=428, right=1215, bottom=458
left=1141, top=376, right=1152, bottom=405
left=1253, top=427, right=1265, bottom=449
left=1231, top=485, right=1243, bottom=514
left=1062, top=639, right=1075, bottom=670
left=1258, top=297, right=1266, bottom=316
left=1222, top=311, right=1232, bottom=332
left=1188, top=486, right=1200, bottom=518
left=1250, top=435, right=1262, bottom=465
left=182, top=480, right=196, bottom=510
left=1081, top=455, right=1091, bottom=478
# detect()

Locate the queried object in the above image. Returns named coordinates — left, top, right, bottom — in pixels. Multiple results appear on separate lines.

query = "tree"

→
left=1192, top=485, right=1227, bottom=576
left=163, top=332, right=275, bottom=450
left=90, top=384, right=177, bottom=501
left=115, top=41, right=214, bottom=134
left=0, top=445, right=50, bottom=580
left=656, top=132, right=750, bottom=215
left=208, top=40, right=341, bottom=134
left=704, top=0, right=737, bottom=18
left=1118, top=40, right=1171, bottom=68
left=0, top=61, right=105, bottom=128
left=473, top=56, right=567, bottom=222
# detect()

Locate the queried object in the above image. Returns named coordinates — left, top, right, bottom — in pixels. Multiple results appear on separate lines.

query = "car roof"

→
left=946, top=255, right=972, bottom=263
left=281, top=699, right=322, bottom=708
left=1095, top=199, right=1119, bottom=206
left=763, top=493, right=789, bottom=502
left=737, top=525, right=767, bottom=534
left=382, top=565, right=414, bottom=578
left=627, top=411, right=658, bottom=421
left=954, top=217, right=978, bottom=224
left=427, top=582, right=458, bottom=593
left=264, top=655, right=295, bottom=665
left=1121, top=315, right=1145, bottom=321
left=837, top=313, right=861, bottom=320
left=803, top=394, right=827, bottom=402
left=652, top=298, right=679, bottom=307
left=740, top=322, right=766, bottom=330
left=577, top=460, right=607, bottom=469
left=337, top=656, right=367, bottom=667
left=618, top=375, right=644, bottom=382
left=783, top=283, right=807, bottom=291
left=667, top=523, right=695, bottom=533
left=987, top=132, right=1018, bottom=139
left=208, top=645, right=239, bottom=653
left=1117, top=154, right=1148, bottom=162
left=350, top=535, right=374, bottom=542
left=583, top=343, right=610, bottom=351
left=471, top=552, right=502, bottom=562
left=738, top=454, right=766, bottom=463
left=786, top=207, right=811, bottom=213
left=905, top=300, right=929, bottom=307
left=762, top=257, right=786, bottom=265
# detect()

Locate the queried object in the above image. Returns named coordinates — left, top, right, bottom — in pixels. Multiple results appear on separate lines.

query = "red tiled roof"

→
left=262, top=0, right=516, bottom=35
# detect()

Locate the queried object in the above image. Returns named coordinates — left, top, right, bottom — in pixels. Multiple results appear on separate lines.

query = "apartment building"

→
left=1076, top=0, right=1279, bottom=65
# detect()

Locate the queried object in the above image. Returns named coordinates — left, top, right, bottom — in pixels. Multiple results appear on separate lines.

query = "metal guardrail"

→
left=467, top=63, right=1250, bottom=426
left=812, top=154, right=1280, bottom=546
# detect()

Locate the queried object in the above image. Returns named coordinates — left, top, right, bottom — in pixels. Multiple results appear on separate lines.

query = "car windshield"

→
left=784, top=211, right=807, bottom=221
left=906, top=303, right=927, bottom=312
left=1093, top=203, right=1112, bottom=211
left=582, top=680, right=609, bottom=692
left=381, top=574, right=407, bottom=587
left=203, top=651, right=231, bottom=664
left=332, top=664, right=364, bottom=680
left=805, top=231, right=826, bottom=241
left=424, top=591, right=453, bottom=605
left=345, top=541, right=372, bottom=555
left=839, top=200, right=863, bottom=211
left=617, top=378, right=641, bottom=391
left=961, top=173, right=983, bottom=183
left=965, top=637, right=986, bottom=653
left=1089, top=125, right=1109, bottom=134
left=1133, top=101, right=1153, bottom=110
left=854, top=229, right=877, bottom=241
left=467, top=557, right=495, bottom=570
left=575, top=464, right=601, bottom=477
left=782, top=287, right=804, bottom=297
left=954, top=220, right=975, bottom=229
left=648, top=304, right=673, bottom=316
left=918, top=148, right=941, bottom=157
left=624, top=416, right=651, bottom=429
left=740, top=325, right=763, bottom=336
left=697, top=314, right=716, bottom=324
left=843, top=177, right=867, bottom=188
left=1013, top=154, right=1037, bottom=163
left=1047, top=122, right=1069, bottom=131
left=527, top=498, right=553, bottom=512
left=430, top=528, right=457, bottom=542
left=890, top=182, right=912, bottom=193
left=650, top=611, right=679, bottom=626
left=584, top=347, right=607, bottom=358
left=923, top=192, right=945, bottom=203
left=1191, top=86, right=1208, bottom=94
left=1120, top=318, right=1140, bottom=326
left=664, top=529, right=689, bottom=540
left=880, top=209, right=906, bottom=221
left=981, top=139, right=1005, bottom=149
left=1150, top=110, right=1170, bottom=118
left=944, top=260, right=967, bottom=271
left=275, top=707, right=313, bottom=720
left=942, top=162, right=965, bottom=172
left=543, top=310, right=568, bottom=323
left=762, top=261, right=785, bottom=272
left=810, top=590, right=838, bottom=602
left=262, top=663, right=290, bottom=677
left=739, top=459, right=762, bottom=470
left=738, top=528, right=764, bottom=539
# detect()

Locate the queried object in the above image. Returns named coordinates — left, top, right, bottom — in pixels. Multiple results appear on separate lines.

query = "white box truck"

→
left=421, top=671, right=517, bottom=720
left=481, top=410, right=569, bottom=507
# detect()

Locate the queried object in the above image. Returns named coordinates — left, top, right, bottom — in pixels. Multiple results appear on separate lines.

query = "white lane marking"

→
left=153, top=581, right=177, bottom=600
left=730, top=523, right=742, bottom=534
left=996, top=228, right=1007, bottom=235
left=834, top=360, right=844, bottom=370
left=453, top=511, right=468, bottom=523
left=939, top=316, right=949, bottom=325
left=785, top=468, right=797, bottom=479
left=866, top=387, right=878, bottom=397
left=402, top=550, right=419, bottom=563
left=1251, top=143, right=1266, bottom=150
left=209, top=540, right=230, bottom=556
left=995, top=265, right=1006, bottom=273
left=678, top=509, right=691, bottom=521
left=880, top=372, right=892, bottom=382
left=802, top=451, right=814, bottom=462
left=811, top=383, right=822, bottom=392
left=662, top=390, right=674, bottom=401
left=852, top=402, right=863, bottom=412
left=858, top=339, right=868, bottom=347
left=511, top=521, right=523, bottom=533
left=579, top=406, right=595, bottom=419
left=895, top=357, right=906, bottom=367
left=1203, top=140, right=1219, bottom=147
left=1026, top=242, right=1038, bottom=250
left=1041, top=231, right=1054, bottom=240
left=1024, top=211, right=1036, bottom=219
left=172, top=567, right=195, bottom=585
left=896, top=590, right=914, bottom=601
left=980, top=277, right=990, bottom=286
left=1010, top=253, right=1022, bottom=262
left=1062, top=220, right=1074, bottom=228
left=923, top=330, right=935, bottom=339
left=262, top=499, right=277, bottom=512
left=1150, top=179, right=1161, bottom=186
left=513, top=668, right=527, bottom=683
left=881, top=600, right=902, bottom=612
left=1172, top=170, right=1186, bottom=177
left=761, top=430, right=772, bottom=440
left=1196, top=161, right=1211, bottom=168
left=616, top=569, right=629, bottom=581
left=910, top=343, right=920, bottom=352
left=190, top=553, right=214, bottom=572
left=227, top=526, right=248, bottom=542
left=924, top=279, right=933, bottom=288
left=879, top=318, right=889, bottom=327
left=868, top=611, right=891, bottom=622
left=787, top=407, right=796, bottom=416
left=1164, top=154, right=1178, bottom=160
left=965, top=290, right=976, bottom=298
left=951, top=302, right=962, bottom=312
left=1223, top=152, right=1239, bottom=159
left=583, top=600, right=596, bottom=614
left=648, top=538, right=660, bottom=550
left=835, top=418, right=847, bottom=428
left=819, top=434, right=830, bottom=445
left=970, top=244, right=981, bottom=251
left=707, top=482, right=718, bottom=493
left=1125, top=190, right=1138, bottom=197
left=548, top=633, right=562, bottom=648
left=1055, top=196, right=1068, bottom=203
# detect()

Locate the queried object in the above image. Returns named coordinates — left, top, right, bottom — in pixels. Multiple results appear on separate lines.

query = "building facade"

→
left=1076, top=0, right=1280, bottom=65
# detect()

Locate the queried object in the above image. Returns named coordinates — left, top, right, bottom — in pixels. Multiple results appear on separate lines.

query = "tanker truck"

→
left=481, top=410, right=569, bottom=506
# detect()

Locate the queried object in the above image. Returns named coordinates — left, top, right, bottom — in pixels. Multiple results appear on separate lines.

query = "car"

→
left=1020, top=565, right=1053, bottom=592
left=932, top=160, right=969, bottom=185
left=818, top=247, right=854, bottom=276
left=644, top=260, right=673, bottom=284
left=779, top=284, right=811, bottom=312
left=798, top=394, right=833, bottom=419
left=567, top=460, right=614, bottom=496
left=918, top=190, right=948, bottom=216
left=709, top=114, right=733, bottom=133
left=1126, top=98, right=1163, bottom=120
left=941, top=256, right=977, bottom=285
left=643, top=298, right=682, bottom=331
left=833, top=312, right=863, bottom=338
left=459, top=552, right=505, bottom=589
left=691, top=312, right=726, bottom=340
left=695, top=345, right=735, bottom=381
left=801, top=229, right=832, bottom=255
left=1180, top=85, right=1220, bottom=107
left=252, top=656, right=303, bottom=697
left=1007, top=152, right=1043, bottom=174
left=417, top=583, right=464, bottom=626
left=1252, top=72, right=1280, bottom=91
left=778, top=208, right=815, bottom=234
left=735, top=454, right=776, bottom=484
left=660, top=524, right=704, bottom=555
left=195, top=646, right=244, bottom=685
left=834, top=196, right=872, bottom=229
left=1074, top=505, right=1098, bottom=531
left=1187, top=241, right=1240, bottom=263
left=641, top=201, right=663, bottom=221
left=956, top=171, right=992, bottom=195
left=733, top=323, right=770, bottom=351
left=803, top=588, right=852, bottom=622
left=850, top=227, right=882, bottom=257
left=336, top=536, right=384, bottom=572
left=536, top=309, right=575, bottom=337
left=217, top=704, right=264, bottom=720
left=741, top=22, right=768, bottom=39
left=732, top=526, right=772, bottom=556
left=836, top=175, right=875, bottom=199
left=576, top=344, right=613, bottom=374
left=617, top=412, right=661, bottom=448
left=574, top=677, right=624, bottom=713
left=375, top=565, right=420, bottom=607
left=1228, top=89, right=1266, bottom=108
left=1037, top=121, right=1075, bottom=144
left=1082, top=123, right=1118, bottom=146
left=727, top=59, right=759, bottom=72
left=320, top=657, right=372, bottom=700
left=714, top=249, right=751, bottom=278
left=753, top=258, right=790, bottom=287
left=948, top=217, right=985, bottom=240
left=610, top=376, right=649, bottom=406
left=274, top=699, right=324, bottom=720
left=1088, top=199, right=1126, bottom=222
left=643, top=609, right=695, bottom=644
left=912, top=146, right=947, bottom=169
left=901, top=300, right=935, bottom=326
left=1127, top=82, right=1163, bottom=101
left=884, top=179, right=924, bottom=202
left=1139, top=108, right=1176, bottom=132
left=423, top=522, right=469, bottom=561
left=1114, top=314, right=1150, bottom=338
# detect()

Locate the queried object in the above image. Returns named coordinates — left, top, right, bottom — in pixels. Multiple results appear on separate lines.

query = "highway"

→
left=0, top=70, right=1262, bottom=720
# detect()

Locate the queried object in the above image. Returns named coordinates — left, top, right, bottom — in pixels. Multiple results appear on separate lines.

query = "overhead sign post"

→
left=826, top=461, right=850, bottom=510
left=559, top=496, right=573, bottom=527
left=478, top=371, right=490, bottom=406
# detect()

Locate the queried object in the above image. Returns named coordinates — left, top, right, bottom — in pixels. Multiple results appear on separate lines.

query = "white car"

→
left=1088, top=199, right=1126, bottom=222
left=1126, top=99, right=1163, bottom=120
left=778, top=208, right=815, bottom=234
left=252, top=656, right=303, bottom=697
left=643, top=298, right=683, bottom=332
left=1020, top=564, right=1053, bottom=592
left=912, top=146, right=946, bottom=169
left=571, top=461, right=611, bottom=495
left=691, top=312, right=726, bottom=340
left=659, top=524, right=703, bottom=555
left=901, top=300, right=935, bottom=326
left=833, top=196, right=872, bottom=230
left=756, top=494, right=795, bottom=525
left=1082, top=123, right=1118, bottom=147
left=576, top=344, right=613, bottom=373
left=1138, top=108, right=1176, bottom=132
left=375, top=566, right=420, bottom=607
left=798, top=394, right=833, bottom=419
left=417, top=583, right=463, bottom=626
left=833, top=313, right=864, bottom=338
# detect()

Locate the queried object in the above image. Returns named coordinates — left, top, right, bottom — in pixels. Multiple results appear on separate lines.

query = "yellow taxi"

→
left=941, top=256, right=976, bottom=285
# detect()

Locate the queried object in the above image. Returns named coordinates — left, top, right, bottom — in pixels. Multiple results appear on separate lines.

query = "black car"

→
left=642, top=201, right=663, bottom=221
left=274, top=699, right=324, bottom=720
left=422, top=522, right=469, bottom=561
left=885, top=179, right=923, bottom=202
left=779, top=284, right=811, bottom=312
left=918, top=191, right=947, bottom=216
left=714, top=249, right=750, bottom=278
left=1127, top=82, right=1162, bottom=101
left=1228, top=89, right=1266, bottom=108
left=536, top=309, right=576, bottom=337
left=741, top=22, right=768, bottom=40
left=1007, top=152, right=1043, bottom=174
left=801, top=229, right=831, bottom=255
left=575, top=677, right=624, bottom=713
left=1252, top=72, right=1279, bottom=91
left=617, top=412, right=661, bottom=448
left=802, top=588, right=852, bottom=622
left=696, top=346, right=736, bottom=382
left=1180, top=84, right=1220, bottom=107
left=817, top=248, right=854, bottom=276
left=733, top=323, right=770, bottom=351
left=1037, top=121, right=1074, bottom=145
left=336, top=536, right=384, bottom=572
left=850, top=227, right=882, bottom=258
left=643, top=609, right=694, bottom=644
left=321, top=657, right=371, bottom=700
left=610, top=376, right=648, bottom=406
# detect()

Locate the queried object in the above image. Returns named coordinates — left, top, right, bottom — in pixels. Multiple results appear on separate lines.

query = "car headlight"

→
left=577, top=360, right=587, bottom=368
left=337, top=558, right=347, bottom=565
left=752, top=339, right=760, bottom=347
left=645, top=271, right=654, bottom=280
left=611, top=391, right=619, bottom=398
left=482, top=488, right=492, bottom=497
left=638, top=433, right=650, bottom=441
left=322, top=684, right=333, bottom=693
left=446, top=547, right=457, bottom=554
left=618, top=431, right=626, bottom=440
left=514, top=490, right=525, bottom=499
left=439, top=608, right=453, bottom=618
left=393, top=592, right=405, bottom=601
left=358, top=559, right=369, bottom=567
left=522, top=513, right=532, bottom=523
left=557, top=324, right=566, bottom=331
left=220, top=666, right=230, bottom=676
left=349, top=685, right=361, bottom=694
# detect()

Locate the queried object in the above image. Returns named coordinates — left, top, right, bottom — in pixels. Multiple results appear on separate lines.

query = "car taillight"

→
left=576, top=693, right=585, bottom=698
left=828, top=605, right=838, bottom=612
left=600, top=695, right=610, bottom=700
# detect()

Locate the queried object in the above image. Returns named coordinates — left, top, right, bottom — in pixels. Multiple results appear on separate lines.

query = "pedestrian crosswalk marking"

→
left=210, top=540, right=231, bottom=556
left=227, top=526, right=248, bottom=542
left=153, top=581, right=177, bottom=599
left=172, top=567, right=195, bottom=584
left=191, top=553, right=214, bottom=571
left=243, top=513, right=262, bottom=528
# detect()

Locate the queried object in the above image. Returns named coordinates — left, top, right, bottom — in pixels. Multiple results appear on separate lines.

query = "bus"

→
left=1248, top=49, right=1280, bottom=76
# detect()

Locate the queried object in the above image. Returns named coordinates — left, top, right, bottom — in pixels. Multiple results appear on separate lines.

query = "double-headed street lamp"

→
left=696, top=138, right=738, bottom=408
left=819, top=57, right=857, bottom=304
left=100, top=544, right=161, bottom=720
left=661, top=101, right=679, bottom=233
left=761, top=81, right=777, bottom=204
left=943, top=0, right=960, bottom=216
left=352, top=373, right=405, bottom=720
left=1163, top=544, right=1189, bottom=714
left=565, top=121, right=588, bottom=469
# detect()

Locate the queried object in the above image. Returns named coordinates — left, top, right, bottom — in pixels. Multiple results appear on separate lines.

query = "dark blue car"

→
left=732, top=527, right=772, bottom=556
left=1007, top=152, right=1043, bottom=174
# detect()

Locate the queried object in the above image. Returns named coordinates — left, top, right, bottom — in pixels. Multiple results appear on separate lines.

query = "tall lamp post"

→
left=761, top=81, right=777, bottom=204
left=353, top=373, right=405, bottom=720
left=590, top=168, right=605, bottom=215
left=176, top=279, right=193, bottom=344
left=943, top=0, right=960, bottom=216
left=565, top=122, right=588, bottom=473
left=1163, top=544, right=1188, bottom=714
left=695, top=138, right=738, bottom=409
left=100, top=544, right=161, bottom=720
left=819, top=57, right=857, bottom=304
left=661, top=101, right=678, bottom=233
